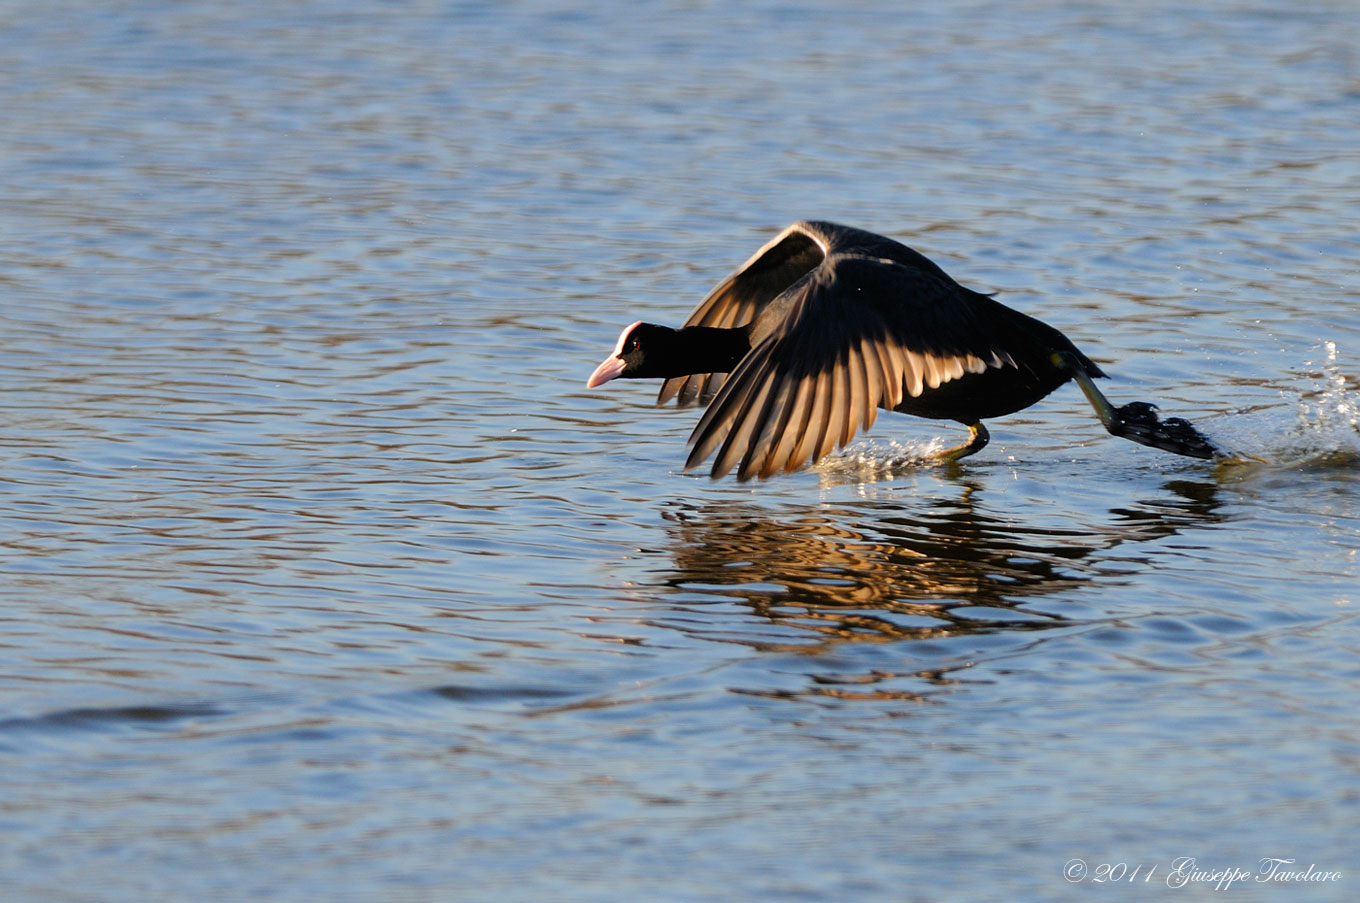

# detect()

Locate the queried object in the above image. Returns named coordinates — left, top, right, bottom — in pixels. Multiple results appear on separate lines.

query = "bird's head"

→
left=586, top=322, right=679, bottom=387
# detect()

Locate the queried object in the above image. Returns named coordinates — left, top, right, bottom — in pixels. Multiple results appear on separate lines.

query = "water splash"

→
left=1213, top=340, right=1360, bottom=471
left=815, top=437, right=951, bottom=483
left=1293, top=341, right=1360, bottom=452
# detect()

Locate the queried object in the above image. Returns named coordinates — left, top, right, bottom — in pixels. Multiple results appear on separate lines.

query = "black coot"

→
left=588, top=221, right=1219, bottom=480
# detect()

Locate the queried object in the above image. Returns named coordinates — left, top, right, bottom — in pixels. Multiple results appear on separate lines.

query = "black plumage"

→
left=587, top=221, right=1217, bottom=479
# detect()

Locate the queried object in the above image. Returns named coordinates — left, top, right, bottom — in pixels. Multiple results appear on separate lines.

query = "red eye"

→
left=629, top=338, right=641, bottom=352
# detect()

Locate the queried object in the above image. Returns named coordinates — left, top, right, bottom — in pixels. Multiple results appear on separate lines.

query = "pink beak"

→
left=586, top=354, right=627, bottom=388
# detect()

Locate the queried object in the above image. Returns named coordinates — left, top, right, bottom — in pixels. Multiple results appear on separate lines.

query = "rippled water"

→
left=2, top=1, right=1358, bottom=900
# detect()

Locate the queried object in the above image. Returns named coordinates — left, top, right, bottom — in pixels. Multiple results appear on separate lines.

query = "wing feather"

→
left=659, top=224, right=827, bottom=406
left=818, top=360, right=846, bottom=463
left=713, top=377, right=777, bottom=480
left=744, top=358, right=815, bottom=480
left=902, top=350, right=925, bottom=397
left=685, top=341, right=772, bottom=468
left=788, top=368, right=832, bottom=475
left=872, top=337, right=904, bottom=409
left=858, top=336, right=883, bottom=432
left=681, top=225, right=1090, bottom=479
left=763, top=372, right=817, bottom=478
left=844, top=344, right=869, bottom=446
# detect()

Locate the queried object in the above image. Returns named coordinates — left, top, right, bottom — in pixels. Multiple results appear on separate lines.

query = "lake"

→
left=1, top=1, right=1357, bottom=900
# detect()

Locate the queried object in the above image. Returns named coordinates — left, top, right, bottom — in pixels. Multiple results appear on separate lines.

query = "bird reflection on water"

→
left=653, top=479, right=1224, bottom=699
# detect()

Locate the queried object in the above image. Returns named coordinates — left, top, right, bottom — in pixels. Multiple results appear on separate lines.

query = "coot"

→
left=587, top=221, right=1218, bottom=480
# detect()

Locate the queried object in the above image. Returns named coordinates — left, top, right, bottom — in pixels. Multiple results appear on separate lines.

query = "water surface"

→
left=1, top=1, right=1358, bottom=901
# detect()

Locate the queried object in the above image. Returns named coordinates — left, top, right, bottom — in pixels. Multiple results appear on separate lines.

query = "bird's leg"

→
left=936, top=421, right=990, bottom=462
left=1051, top=353, right=1221, bottom=461
left=1060, top=356, right=1121, bottom=433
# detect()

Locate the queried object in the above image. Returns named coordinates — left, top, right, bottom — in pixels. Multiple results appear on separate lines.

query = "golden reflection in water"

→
left=654, top=479, right=1223, bottom=700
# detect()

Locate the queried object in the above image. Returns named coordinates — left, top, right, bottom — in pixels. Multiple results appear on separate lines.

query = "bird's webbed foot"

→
left=1106, top=402, right=1220, bottom=460
left=1051, top=352, right=1222, bottom=461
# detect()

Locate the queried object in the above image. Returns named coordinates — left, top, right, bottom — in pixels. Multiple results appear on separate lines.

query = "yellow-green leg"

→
left=937, top=421, right=990, bottom=462
left=1063, top=360, right=1121, bottom=432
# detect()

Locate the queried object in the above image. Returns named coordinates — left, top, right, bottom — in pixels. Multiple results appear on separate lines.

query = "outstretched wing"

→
left=657, top=223, right=828, bottom=407
left=685, top=253, right=1023, bottom=481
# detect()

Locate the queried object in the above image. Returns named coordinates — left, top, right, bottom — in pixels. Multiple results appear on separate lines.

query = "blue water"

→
left=1, top=1, right=1358, bottom=900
